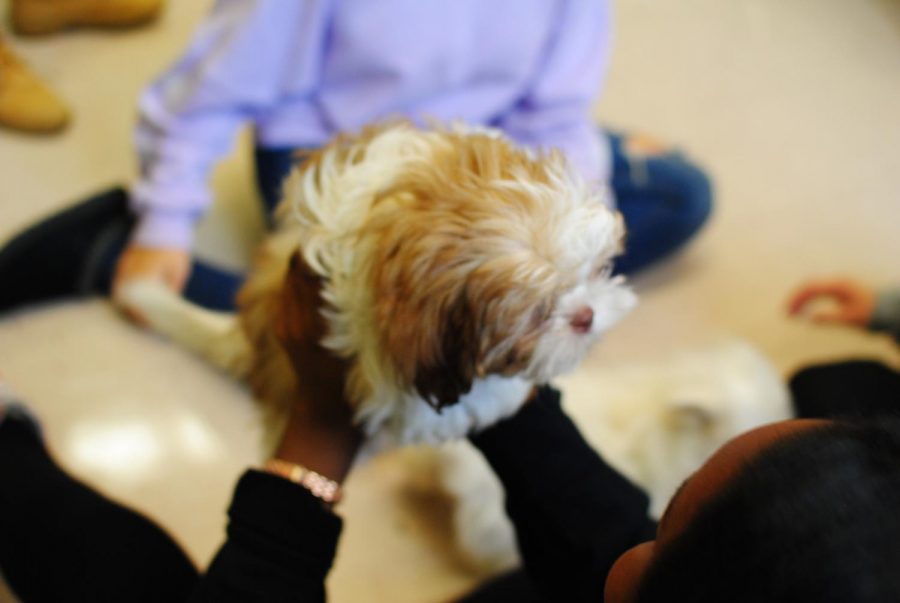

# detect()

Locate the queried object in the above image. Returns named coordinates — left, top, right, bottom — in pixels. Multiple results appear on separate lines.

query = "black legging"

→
left=791, top=359, right=900, bottom=420
left=0, top=414, right=198, bottom=602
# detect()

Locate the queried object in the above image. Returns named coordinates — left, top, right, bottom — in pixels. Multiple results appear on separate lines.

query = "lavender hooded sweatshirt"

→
left=132, top=0, right=613, bottom=250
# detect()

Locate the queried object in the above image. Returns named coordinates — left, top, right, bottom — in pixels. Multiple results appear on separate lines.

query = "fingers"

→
left=275, top=253, right=337, bottom=364
left=788, top=278, right=875, bottom=327
left=120, top=304, right=150, bottom=327
left=112, top=247, right=192, bottom=326
left=275, top=252, right=328, bottom=346
left=787, top=287, right=816, bottom=315
left=623, top=133, right=671, bottom=157
left=274, top=252, right=355, bottom=422
left=113, top=246, right=191, bottom=295
left=162, top=259, right=190, bottom=292
left=788, top=285, right=826, bottom=315
left=788, top=280, right=856, bottom=313
left=808, top=308, right=852, bottom=325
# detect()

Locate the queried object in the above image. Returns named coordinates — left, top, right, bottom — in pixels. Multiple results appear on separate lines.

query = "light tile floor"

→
left=1, top=1, right=898, bottom=601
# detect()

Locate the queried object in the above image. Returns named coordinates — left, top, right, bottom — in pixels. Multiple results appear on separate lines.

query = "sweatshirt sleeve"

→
left=470, top=386, right=657, bottom=603
left=869, top=287, right=900, bottom=342
left=131, top=0, right=331, bottom=250
left=190, top=470, right=343, bottom=603
left=495, top=0, right=614, bottom=194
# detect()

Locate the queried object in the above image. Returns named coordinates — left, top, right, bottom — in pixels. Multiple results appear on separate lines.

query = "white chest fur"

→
left=360, top=375, right=533, bottom=449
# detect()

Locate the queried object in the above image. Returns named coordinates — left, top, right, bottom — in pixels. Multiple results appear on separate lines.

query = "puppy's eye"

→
left=592, top=263, right=613, bottom=279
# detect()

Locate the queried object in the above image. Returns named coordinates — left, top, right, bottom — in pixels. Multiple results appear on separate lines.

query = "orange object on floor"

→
left=10, top=0, right=164, bottom=35
left=0, top=35, right=69, bottom=133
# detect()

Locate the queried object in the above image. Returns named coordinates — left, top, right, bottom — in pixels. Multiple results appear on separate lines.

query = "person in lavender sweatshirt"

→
left=0, top=0, right=712, bottom=314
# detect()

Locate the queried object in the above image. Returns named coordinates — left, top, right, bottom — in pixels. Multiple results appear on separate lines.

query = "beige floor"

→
left=1, top=1, right=899, bottom=601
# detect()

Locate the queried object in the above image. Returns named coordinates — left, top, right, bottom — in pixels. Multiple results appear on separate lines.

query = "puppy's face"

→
left=364, top=132, right=636, bottom=409
left=520, top=218, right=637, bottom=385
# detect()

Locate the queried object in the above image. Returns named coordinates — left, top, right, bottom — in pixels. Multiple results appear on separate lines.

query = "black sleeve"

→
left=470, top=386, right=657, bottom=602
left=189, top=470, right=343, bottom=603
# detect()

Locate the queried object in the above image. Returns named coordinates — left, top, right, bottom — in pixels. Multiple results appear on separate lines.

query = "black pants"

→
left=791, top=359, right=900, bottom=420
left=0, top=414, right=198, bottom=603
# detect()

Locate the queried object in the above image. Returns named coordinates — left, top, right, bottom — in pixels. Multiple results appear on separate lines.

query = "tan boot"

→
left=0, top=37, right=69, bottom=133
left=10, top=0, right=164, bottom=36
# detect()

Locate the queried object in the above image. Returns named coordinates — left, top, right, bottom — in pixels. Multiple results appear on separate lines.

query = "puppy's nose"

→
left=570, top=306, right=594, bottom=333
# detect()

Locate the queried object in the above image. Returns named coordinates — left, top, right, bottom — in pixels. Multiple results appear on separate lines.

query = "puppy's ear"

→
left=413, top=296, right=480, bottom=411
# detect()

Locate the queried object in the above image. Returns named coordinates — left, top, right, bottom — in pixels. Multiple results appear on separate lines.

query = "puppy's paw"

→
left=113, top=278, right=177, bottom=328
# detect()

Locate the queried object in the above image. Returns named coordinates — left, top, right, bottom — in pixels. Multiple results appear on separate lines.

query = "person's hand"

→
left=113, top=245, right=192, bottom=295
left=271, top=252, right=362, bottom=483
left=787, top=278, right=877, bottom=328
left=112, top=246, right=192, bottom=325
left=114, top=245, right=192, bottom=293
left=623, top=133, right=671, bottom=157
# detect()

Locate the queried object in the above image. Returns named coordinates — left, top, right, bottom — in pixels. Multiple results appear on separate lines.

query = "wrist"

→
left=274, top=414, right=361, bottom=484
left=263, top=458, right=343, bottom=506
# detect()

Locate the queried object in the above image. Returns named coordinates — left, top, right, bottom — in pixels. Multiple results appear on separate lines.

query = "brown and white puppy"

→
left=119, top=122, right=636, bottom=448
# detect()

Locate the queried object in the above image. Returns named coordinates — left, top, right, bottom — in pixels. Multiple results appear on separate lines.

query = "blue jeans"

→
left=608, top=133, right=712, bottom=275
left=177, top=133, right=712, bottom=310
left=171, top=147, right=296, bottom=311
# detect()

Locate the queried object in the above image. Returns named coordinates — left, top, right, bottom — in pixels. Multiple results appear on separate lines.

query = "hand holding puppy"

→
left=114, top=245, right=192, bottom=293
left=113, top=246, right=192, bottom=325
left=271, top=253, right=362, bottom=483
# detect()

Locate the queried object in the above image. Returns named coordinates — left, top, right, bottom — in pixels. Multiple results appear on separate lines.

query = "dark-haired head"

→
left=605, top=417, right=900, bottom=603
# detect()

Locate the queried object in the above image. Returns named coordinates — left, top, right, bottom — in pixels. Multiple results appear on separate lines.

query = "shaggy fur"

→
left=119, top=122, right=635, bottom=447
